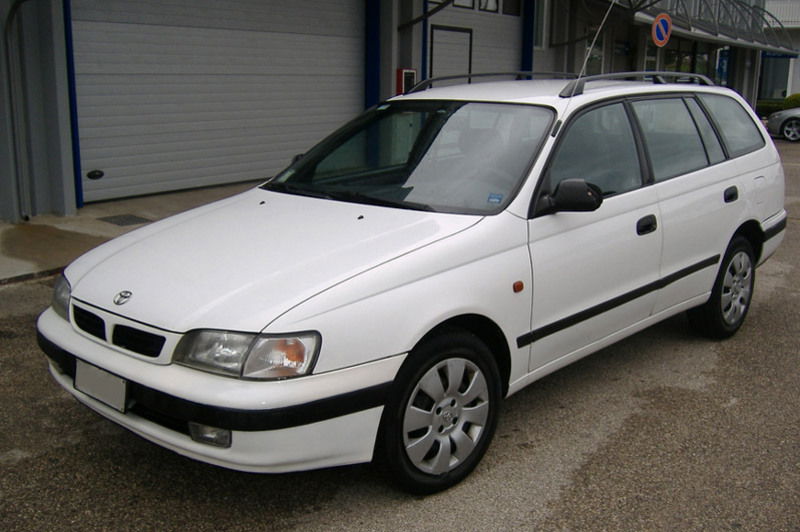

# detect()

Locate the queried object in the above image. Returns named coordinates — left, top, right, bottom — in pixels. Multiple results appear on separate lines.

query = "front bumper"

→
left=37, top=308, right=406, bottom=472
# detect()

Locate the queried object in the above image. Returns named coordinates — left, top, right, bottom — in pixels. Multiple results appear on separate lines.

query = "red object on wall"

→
left=396, top=69, right=417, bottom=94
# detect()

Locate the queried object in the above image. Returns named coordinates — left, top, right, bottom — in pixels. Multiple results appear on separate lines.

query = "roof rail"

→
left=407, top=72, right=578, bottom=94
left=559, top=71, right=715, bottom=98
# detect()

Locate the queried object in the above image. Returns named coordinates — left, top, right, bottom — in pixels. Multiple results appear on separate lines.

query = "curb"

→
left=0, top=268, right=63, bottom=287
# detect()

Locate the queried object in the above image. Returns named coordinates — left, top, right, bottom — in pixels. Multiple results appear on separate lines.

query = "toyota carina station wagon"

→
left=38, top=72, right=787, bottom=493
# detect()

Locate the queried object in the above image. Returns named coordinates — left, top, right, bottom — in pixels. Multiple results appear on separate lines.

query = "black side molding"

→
left=38, top=332, right=391, bottom=432
left=764, top=216, right=787, bottom=241
left=517, top=255, right=720, bottom=348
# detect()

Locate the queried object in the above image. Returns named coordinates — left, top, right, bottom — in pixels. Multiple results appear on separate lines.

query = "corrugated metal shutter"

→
left=431, top=26, right=473, bottom=78
left=428, top=6, right=522, bottom=78
left=71, top=0, right=364, bottom=201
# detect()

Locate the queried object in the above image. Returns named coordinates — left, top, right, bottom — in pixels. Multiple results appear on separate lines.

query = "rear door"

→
left=630, top=93, right=767, bottom=314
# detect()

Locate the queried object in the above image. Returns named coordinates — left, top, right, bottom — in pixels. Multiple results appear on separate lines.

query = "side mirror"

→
left=291, top=153, right=304, bottom=164
left=536, top=179, right=603, bottom=215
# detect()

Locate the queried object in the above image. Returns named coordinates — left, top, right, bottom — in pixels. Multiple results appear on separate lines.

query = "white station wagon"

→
left=38, top=72, right=787, bottom=493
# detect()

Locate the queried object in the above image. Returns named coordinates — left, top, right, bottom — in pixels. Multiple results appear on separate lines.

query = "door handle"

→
left=724, top=186, right=739, bottom=203
left=636, top=214, right=657, bottom=235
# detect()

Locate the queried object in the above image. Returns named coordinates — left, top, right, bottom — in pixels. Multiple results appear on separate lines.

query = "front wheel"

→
left=782, top=118, right=800, bottom=142
left=688, top=236, right=755, bottom=339
left=378, top=329, right=501, bottom=494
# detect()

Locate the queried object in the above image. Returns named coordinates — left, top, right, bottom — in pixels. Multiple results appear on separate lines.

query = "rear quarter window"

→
left=699, top=94, right=765, bottom=158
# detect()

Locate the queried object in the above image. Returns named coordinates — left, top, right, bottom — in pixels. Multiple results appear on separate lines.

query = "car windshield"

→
left=262, top=101, right=554, bottom=214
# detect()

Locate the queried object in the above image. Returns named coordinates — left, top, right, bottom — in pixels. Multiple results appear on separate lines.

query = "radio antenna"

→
left=561, top=0, right=619, bottom=118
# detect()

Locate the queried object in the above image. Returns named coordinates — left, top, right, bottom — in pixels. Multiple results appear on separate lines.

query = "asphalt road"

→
left=1, top=142, right=798, bottom=531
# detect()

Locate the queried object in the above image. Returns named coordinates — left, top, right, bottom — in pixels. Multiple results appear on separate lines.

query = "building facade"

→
left=760, top=0, right=800, bottom=99
left=1, top=0, right=796, bottom=222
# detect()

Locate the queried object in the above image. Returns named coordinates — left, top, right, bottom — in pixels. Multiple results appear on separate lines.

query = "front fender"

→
left=266, top=212, right=533, bottom=382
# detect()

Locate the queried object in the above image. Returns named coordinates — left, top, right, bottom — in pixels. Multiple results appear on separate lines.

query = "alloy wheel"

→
left=720, top=250, right=753, bottom=326
left=782, top=118, right=800, bottom=141
left=402, top=358, right=490, bottom=475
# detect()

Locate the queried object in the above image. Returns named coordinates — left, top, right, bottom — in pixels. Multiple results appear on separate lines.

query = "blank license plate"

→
left=75, top=360, right=127, bottom=413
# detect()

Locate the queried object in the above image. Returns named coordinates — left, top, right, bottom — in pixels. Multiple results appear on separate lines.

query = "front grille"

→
left=72, top=304, right=166, bottom=358
left=73, top=307, right=106, bottom=340
left=112, top=325, right=165, bottom=358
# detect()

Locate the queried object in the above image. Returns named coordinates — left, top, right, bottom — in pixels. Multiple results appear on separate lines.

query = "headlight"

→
left=174, top=329, right=320, bottom=380
left=52, top=275, right=71, bottom=321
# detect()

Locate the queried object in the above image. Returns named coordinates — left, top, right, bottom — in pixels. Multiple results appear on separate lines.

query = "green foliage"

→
left=783, top=93, right=800, bottom=110
left=756, top=100, right=784, bottom=118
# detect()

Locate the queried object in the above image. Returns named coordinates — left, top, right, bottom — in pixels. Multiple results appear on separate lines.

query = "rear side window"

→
left=631, top=98, right=708, bottom=181
left=699, top=94, right=765, bottom=157
left=548, top=103, right=641, bottom=196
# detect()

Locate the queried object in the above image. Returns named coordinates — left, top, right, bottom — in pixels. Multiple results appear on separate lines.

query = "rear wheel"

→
left=688, top=236, right=755, bottom=339
left=379, top=329, right=501, bottom=494
left=782, top=118, right=800, bottom=142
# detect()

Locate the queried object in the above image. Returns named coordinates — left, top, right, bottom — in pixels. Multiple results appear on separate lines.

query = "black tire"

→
left=688, top=236, right=755, bottom=339
left=377, top=328, right=501, bottom=494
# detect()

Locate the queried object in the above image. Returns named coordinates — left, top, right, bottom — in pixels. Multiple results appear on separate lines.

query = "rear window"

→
left=699, top=94, right=765, bottom=158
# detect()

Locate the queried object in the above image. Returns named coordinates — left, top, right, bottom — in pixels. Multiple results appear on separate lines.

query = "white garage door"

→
left=428, top=5, right=522, bottom=79
left=71, top=0, right=364, bottom=202
left=431, top=26, right=473, bottom=78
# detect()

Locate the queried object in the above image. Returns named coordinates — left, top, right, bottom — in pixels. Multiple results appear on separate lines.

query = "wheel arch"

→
left=416, top=314, right=512, bottom=398
left=732, top=220, right=764, bottom=263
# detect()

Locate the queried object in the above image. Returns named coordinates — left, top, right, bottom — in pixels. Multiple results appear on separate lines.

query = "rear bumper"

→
left=759, top=210, right=787, bottom=266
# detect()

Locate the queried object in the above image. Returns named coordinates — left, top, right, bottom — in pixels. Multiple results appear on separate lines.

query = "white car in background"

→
left=38, top=72, right=786, bottom=493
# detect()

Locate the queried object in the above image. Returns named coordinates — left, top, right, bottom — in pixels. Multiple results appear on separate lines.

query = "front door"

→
left=524, top=102, right=662, bottom=372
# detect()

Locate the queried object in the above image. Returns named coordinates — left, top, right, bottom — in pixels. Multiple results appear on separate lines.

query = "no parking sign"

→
left=652, top=13, right=672, bottom=48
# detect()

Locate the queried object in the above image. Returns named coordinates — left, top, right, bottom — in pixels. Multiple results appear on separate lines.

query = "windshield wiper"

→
left=263, top=182, right=435, bottom=212
left=321, top=189, right=436, bottom=212
left=261, top=181, right=337, bottom=200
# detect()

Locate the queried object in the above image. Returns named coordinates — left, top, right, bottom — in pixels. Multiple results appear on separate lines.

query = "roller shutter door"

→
left=71, top=0, right=364, bottom=202
left=428, top=7, right=522, bottom=78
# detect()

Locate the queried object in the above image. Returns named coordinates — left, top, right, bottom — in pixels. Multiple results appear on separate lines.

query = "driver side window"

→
left=548, top=103, right=642, bottom=197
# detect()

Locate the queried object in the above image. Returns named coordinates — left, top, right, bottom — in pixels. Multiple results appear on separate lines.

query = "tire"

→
left=688, top=236, right=755, bottom=339
left=781, top=118, right=800, bottom=142
left=378, top=329, right=501, bottom=494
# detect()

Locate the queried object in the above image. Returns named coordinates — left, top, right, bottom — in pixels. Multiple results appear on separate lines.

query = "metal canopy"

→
left=604, top=0, right=797, bottom=55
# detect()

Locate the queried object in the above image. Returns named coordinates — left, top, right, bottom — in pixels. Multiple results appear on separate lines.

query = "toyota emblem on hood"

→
left=113, top=291, right=133, bottom=305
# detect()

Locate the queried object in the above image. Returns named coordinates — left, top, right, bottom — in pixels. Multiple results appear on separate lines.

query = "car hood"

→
left=67, top=188, right=480, bottom=332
